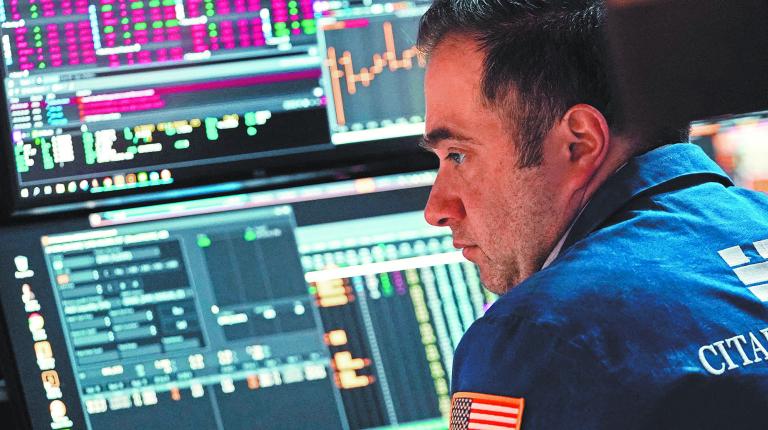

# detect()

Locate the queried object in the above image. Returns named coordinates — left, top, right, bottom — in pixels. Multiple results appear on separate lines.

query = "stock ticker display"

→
left=0, top=171, right=495, bottom=430
left=0, top=0, right=430, bottom=210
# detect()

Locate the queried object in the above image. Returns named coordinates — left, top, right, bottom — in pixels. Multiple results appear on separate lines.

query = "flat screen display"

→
left=0, top=170, right=493, bottom=430
left=0, top=0, right=430, bottom=214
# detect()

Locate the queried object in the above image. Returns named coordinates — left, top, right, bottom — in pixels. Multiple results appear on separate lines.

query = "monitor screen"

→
left=691, top=110, right=768, bottom=193
left=0, top=0, right=429, bottom=214
left=0, top=170, right=492, bottom=430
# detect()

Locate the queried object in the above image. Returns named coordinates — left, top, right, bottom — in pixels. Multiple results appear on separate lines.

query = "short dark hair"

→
left=417, top=0, right=688, bottom=166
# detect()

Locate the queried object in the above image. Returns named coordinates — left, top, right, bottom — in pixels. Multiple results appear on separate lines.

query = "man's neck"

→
left=540, top=141, right=634, bottom=270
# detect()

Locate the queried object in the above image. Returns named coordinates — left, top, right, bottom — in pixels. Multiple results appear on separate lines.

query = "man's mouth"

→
left=452, top=238, right=479, bottom=261
left=456, top=243, right=478, bottom=261
left=461, top=246, right=477, bottom=263
left=453, top=240, right=474, bottom=249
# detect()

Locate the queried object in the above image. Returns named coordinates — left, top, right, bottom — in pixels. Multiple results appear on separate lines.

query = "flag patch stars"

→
left=450, top=392, right=524, bottom=430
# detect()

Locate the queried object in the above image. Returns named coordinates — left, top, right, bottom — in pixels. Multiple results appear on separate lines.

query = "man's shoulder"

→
left=462, top=176, right=768, bottom=386
left=487, top=179, right=768, bottom=329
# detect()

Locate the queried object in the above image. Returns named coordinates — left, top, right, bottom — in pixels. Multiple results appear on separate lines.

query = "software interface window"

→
left=0, top=0, right=429, bottom=210
left=0, top=172, right=496, bottom=430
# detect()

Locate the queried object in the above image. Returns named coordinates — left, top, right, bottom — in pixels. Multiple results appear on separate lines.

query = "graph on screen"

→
left=319, top=5, right=427, bottom=144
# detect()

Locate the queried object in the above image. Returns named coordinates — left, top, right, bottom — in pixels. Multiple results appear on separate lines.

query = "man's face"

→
left=423, top=36, right=566, bottom=294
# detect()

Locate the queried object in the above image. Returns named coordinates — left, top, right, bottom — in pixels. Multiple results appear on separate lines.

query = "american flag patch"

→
left=450, top=391, right=525, bottom=430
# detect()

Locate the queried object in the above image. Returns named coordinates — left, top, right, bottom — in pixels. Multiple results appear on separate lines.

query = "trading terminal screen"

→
left=0, top=0, right=429, bottom=212
left=0, top=170, right=494, bottom=430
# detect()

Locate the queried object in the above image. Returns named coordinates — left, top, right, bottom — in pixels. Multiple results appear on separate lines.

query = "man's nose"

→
left=424, top=175, right=466, bottom=227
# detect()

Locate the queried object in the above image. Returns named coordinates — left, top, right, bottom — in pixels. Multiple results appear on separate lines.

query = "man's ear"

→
left=562, top=104, right=610, bottom=170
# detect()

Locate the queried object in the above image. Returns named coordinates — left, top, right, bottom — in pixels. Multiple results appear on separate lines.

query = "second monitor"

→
left=0, top=169, right=492, bottom=430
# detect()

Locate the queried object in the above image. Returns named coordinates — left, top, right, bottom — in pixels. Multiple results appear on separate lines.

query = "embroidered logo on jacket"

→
left=450, top=391, right=524, bottom=430
left=698, top=239, right=768, bottom=375
left=718, top=238, right=768, bottom=301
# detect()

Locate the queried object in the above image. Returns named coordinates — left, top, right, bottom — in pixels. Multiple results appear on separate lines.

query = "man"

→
left=417, top=0, right=768, bottom=428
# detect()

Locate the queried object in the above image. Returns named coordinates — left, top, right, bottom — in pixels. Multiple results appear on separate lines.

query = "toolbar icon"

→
left=14, top=256, right=34, bottom=279
left=49, top=400, right=66, bottom=418
left=49, top=399, right=73, bottom=429
left=28, top=312, right=48, bottom=341
left=34, top=341, right=55, bottom=371
left=41, top=371, right=62, bottom=400
left=21, top=284, right=41, bottom=312
left=42, top=370, right=60, bottom=388
left=28, top=313, right=44, bottom=331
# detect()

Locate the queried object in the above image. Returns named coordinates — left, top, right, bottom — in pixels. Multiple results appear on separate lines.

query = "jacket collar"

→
left=561, top=143, right=734, bottom=251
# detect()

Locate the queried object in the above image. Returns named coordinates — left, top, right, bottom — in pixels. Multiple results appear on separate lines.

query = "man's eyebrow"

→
left=419, top=127, right=470, bottom=151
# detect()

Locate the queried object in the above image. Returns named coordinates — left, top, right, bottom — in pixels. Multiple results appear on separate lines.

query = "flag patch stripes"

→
left=450, top=392, right=524, bottom=429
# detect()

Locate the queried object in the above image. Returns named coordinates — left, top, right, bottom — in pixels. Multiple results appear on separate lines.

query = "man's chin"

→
left=479, top=270, right=513, bottom=296
left=463, top=249, right=518, bottom=295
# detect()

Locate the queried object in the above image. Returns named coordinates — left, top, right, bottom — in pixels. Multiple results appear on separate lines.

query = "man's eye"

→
left=446, top=152, right=466, bottom=164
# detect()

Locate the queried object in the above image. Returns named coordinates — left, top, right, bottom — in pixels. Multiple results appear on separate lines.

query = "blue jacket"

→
left=451, top=143, right=768, bottom=429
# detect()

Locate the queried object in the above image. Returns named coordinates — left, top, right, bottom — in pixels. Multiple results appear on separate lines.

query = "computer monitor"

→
left=0, top=170, right=492, bottom=430
left=0, top=0, right=430, bottom=215
left=691, top=111, right=768, bottom=193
